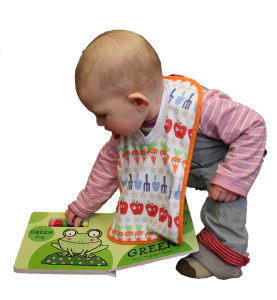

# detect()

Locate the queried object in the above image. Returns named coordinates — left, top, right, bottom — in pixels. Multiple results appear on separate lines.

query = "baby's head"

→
left=75, top=30, right=164, bottom=135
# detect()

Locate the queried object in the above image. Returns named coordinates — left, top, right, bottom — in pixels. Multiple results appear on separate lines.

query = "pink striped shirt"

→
left=69, top=89, right=267, bottom=219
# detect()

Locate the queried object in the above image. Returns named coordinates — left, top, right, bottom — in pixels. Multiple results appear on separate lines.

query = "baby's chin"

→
left=103, top=127, right=112, bottom=134
left=111, top=130, right=137, bottom=137
left=106, top=127, right=128, bottom=136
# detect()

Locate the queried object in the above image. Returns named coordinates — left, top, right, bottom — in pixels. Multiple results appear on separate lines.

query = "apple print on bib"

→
left=174, top=119, right=187, bottom=139
left=164, top=117, right=173, bottom=133
left=146, top=201, right=159, bottom=217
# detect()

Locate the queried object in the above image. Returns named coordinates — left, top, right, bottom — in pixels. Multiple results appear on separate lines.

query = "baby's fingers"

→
left=65, top=210, right=76, bottom=226
left=65, top=209, right=71, bottom=218
left=73, top=217, right=83, bottom=228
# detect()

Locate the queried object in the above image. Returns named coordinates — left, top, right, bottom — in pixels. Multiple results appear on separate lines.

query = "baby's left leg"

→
left=177, top=163, right=250, bottom=279
left=177, top=195, right=250, bottom=279
left=199, top=194, right=250, bottom=263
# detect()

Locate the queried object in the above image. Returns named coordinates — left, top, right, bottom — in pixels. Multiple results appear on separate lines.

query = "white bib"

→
left=108, top=76, right=203, bottom=245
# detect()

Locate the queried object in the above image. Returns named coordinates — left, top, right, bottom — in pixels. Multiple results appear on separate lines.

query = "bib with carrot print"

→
left=108, top=76, right=203, bottom=245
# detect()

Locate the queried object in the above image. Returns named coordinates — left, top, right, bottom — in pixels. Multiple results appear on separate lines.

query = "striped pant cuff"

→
left=197, top=228, right=250, bottom=267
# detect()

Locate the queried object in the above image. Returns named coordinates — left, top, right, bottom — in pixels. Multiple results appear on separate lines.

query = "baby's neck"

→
left=140, top=115, right=158, bottom=136
left=142, top=115, right=158, bottom=127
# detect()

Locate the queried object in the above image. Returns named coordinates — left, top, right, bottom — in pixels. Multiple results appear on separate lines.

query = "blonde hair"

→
left=75, top=30, right=163, bottom=97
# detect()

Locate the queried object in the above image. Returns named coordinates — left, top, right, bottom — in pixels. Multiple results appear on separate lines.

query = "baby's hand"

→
left=65, top=208, right=82, bottom=227
left=208, top=185, right=238, bottom=202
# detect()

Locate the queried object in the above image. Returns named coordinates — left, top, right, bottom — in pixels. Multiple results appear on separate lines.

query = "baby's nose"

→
left=96, top=118, right=105, bottom=127
left=95, top=122, right=105, bottom=128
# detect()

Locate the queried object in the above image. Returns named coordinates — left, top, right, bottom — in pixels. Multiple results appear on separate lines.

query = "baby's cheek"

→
left=90, top=239, right=94, bottom=242
left=118, top=120, right=140, bottom=135
left=67, top=238, right=71, bottom=241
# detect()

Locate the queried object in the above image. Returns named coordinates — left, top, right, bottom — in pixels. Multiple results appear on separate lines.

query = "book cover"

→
left=14, top=203, right=198, bottom=276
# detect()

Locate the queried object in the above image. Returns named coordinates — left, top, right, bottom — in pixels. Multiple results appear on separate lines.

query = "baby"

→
left=65, top=30, right=267, bottom=279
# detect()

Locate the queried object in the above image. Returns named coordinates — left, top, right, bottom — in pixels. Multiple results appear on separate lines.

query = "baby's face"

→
left=78, top=85, right=146, bottom=136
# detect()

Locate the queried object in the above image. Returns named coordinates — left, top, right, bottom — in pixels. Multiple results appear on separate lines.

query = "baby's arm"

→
left=66, top=136, right=119, bottom=227
left=199, top=90, right=267, bottom=199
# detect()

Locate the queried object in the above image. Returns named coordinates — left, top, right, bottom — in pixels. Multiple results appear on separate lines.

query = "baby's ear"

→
left=128, top=92, right=149, bottom=112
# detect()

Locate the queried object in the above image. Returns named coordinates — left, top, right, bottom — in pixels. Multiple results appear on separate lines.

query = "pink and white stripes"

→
left=199, top=90, right=266, bottom=198
left=69, top=137, right=119, bottom=218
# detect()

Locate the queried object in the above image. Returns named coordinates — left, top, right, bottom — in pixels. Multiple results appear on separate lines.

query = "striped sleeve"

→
left=199, top=89, right=267, bottom=198
left=68, top=136, right=119, bottom=218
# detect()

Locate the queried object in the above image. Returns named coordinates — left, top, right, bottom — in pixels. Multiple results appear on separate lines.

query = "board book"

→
left=14, top=204, right=198, bottom=276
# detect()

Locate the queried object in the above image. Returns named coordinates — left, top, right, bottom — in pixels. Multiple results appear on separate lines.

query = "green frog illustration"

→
left=51, top=229, right=108, bottom=258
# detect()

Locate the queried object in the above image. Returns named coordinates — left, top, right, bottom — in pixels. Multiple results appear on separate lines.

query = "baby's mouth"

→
left=112, top=132, right=121, bottom=139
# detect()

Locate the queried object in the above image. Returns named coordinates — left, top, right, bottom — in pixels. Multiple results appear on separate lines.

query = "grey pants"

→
left=187, top=159, right=248, bottom=257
